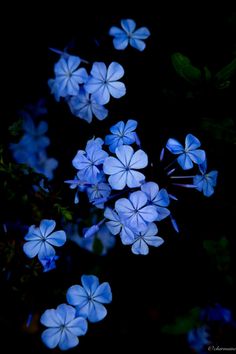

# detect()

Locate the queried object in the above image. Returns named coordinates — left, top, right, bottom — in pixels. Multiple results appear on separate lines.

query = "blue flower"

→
left=23, top=219, right=66, bottom=260
left=40, top=303, right=87, bottom=350
left=122, top=222, right=164, bottom=255
left=141, top=182, right=170, bottom=221
left=104, top=207, right=134, bottom=243
left=72, top=138, right=108, bottom=184
left=109, top=19, right=150, bottom=51
left=84, top=62, right=126, bottom=105
left=166, top=134, right=206, bottom=170
left=201, top=304, right=232, bottom=324
left=193, top=160, right=218, bottom=197
left=105, top=119, right=138, bottom=153
left=86, top=173, right=111, bottom=209
left=68, top=89, right=108, bottom=123
left=66, top=275, right=112, bottom=323
left=53, top=55, right=88, bottom=98
left=103, top=145, right=148, bottom=190
left=70, top=223, right=116, bottom=256
left=39, top=254, right=59, bottom=272
left=187, top=326, right=211, bottom=353
left=22, top=114, right=50, bottom=151
left=27, top=151, right=58, bottom=180
left=115, top=191, right=158, bottom=232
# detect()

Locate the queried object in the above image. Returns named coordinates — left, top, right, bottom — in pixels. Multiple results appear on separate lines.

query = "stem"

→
left=170, top=175, right=195, bottom=179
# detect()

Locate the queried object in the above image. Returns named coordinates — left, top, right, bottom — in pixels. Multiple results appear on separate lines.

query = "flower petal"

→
left=46, top=230, right=67, bottom=247
left=107, top=62, right=125, bottom=81
left=81, top=275, right=99, bottom=296
left=40, top=309, right=61, bottom=327
left=41, top=328, right=61, bottom=349
left=88, top=301, right=107, bottom=323
left=166, top=138, right=184, bottom=154
left=40, top=219, right=56, bottom=237
left=23, top=240, right=42, bottom=258
left=93, top=282, right=112, bottom=303
left=121, top=19, right=136, bottom=33
left=67, top=285, right=88, bottom=307
left=185, top=134, right=201, bottom=150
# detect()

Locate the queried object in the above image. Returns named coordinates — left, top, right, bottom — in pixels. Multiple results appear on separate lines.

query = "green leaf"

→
left=171, top=52, right=202, bottom=84
left=162, top=307, right=201, bottom=335
left=215, top=58, right=236, bottom=88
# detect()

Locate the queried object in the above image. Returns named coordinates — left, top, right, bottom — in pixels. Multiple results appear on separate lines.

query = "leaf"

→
left=214, top=58, right=236, bottom=88
left=162, top=307, right=201, bottom=335
left=171, top=52, right=202, bottom=84
left=201, top=117, right=236, bottom=144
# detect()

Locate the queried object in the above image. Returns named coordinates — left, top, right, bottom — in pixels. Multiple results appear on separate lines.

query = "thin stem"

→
left=170, top=175, right=195, bottom=179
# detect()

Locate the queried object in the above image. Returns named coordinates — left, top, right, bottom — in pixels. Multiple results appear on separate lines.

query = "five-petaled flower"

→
left=66, top=274, right=112, bottom=323
left=84, top=62, right=126, bottom=105
left=105, top=119, right=138, bottom=153
left=40, top=303, right=87, bottom=350
left=122, top=222, right=164, bottom=255
left=103, top=145, right=148, bottom=190
left=109, top=19, right=150, bottom=51
left=115, top=190, right=158, bottom=232
left=53, top=55, right=88, bottom=98
left=166, top=134, right=206, bottom=170
left=23, top=219, right=66, bottom=261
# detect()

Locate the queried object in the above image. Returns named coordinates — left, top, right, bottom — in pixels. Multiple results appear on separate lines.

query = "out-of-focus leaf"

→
left=162, top=307, right=201, bottom=335
left=203, top=237, right=231, bottom=273
left=171, top=52, right=202, bottom=84
left=214, top=58, right=236, bottom=89
left=204, top=66, right=212, bottom=81
left=201, top=117, right=236, bottom=144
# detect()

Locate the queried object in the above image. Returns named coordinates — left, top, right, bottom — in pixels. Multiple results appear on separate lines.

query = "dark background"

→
left=1, top=6, right=236, bottom=354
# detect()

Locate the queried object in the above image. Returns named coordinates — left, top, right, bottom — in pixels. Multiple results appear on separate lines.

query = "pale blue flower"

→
left=166, top=134, right=206, bottom=170
left=84, top=62, right=126, bottom=105
left=122, top=222, right=164, bottom=255
left=40, top=303, right=87, bottom=350
left=115, top=191, right=158, bottom=232
left=109, top=19, right=150, bottom=51
left=72, top=138, right=108, bottom=184
left=105, top=119, right=138, bottom=153
left=53, top=55, right=88, bottom=98
left=23, top=219, right=66, bottom=260
left=66, top=275, right=112, bottom=323
left=103, top=145, right=148, bottom=190
left=141, top=182, right=170, bottom=221
left=68, top=89, right=108, bottom=123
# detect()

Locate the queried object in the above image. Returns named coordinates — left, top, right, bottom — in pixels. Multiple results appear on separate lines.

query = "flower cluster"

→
left=187, top=304, right=233, bottom=353
left=49, top=52, right=126, bottom=123
left=164, top=134, right=218, bottom=197
left=66, top=119, right=168, bottom=255
left=10, top=102, right=58, bottom=180
left=40, top=275, right=112, bottom=350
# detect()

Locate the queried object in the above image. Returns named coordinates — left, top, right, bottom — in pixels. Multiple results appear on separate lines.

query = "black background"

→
left=1, top=5, right=236, bottom=354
